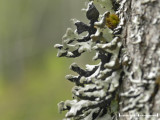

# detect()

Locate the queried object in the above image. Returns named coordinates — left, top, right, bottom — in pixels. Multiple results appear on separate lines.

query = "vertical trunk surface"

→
left=119, top=0, right=160, bottom=119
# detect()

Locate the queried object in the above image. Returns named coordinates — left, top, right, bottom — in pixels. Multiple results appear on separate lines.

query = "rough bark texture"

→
left=119, top=0, right=160, bottom=120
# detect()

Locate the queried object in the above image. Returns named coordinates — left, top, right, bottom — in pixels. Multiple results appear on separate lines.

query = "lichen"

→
left=55, top=0, right=160, bottom=119
left=55, top=1, right=126, bottom=119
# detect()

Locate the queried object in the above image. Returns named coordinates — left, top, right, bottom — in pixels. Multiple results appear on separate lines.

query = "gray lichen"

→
left=55, top=1, right=126, bottom=120
left=55, top=0, right=160, bottom=119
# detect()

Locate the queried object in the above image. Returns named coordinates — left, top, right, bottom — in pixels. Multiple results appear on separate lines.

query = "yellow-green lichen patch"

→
left=106, top=14, right=120, bottom=30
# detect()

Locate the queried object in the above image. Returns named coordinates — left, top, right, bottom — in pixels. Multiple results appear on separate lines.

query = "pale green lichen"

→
left=55, top=0, right=124, bottom=119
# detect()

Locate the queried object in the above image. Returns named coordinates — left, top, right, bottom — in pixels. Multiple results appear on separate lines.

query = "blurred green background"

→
left=0, top=0, right=87, bottom=119
left=0, top=0, right=113, bottom=119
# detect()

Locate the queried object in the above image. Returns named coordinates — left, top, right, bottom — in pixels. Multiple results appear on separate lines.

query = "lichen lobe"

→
left=55, top=1, right=125, bottom=120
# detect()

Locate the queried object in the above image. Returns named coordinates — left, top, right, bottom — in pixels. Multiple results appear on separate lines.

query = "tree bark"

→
left=118, top=0, right=160, bottom=120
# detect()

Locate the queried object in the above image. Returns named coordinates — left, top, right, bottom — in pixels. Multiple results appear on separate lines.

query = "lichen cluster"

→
left=55, top=1, right=124, bottom=120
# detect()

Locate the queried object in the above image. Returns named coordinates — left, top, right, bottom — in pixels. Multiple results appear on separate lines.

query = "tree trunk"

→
left=119, top=0, right=160, bottom=120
